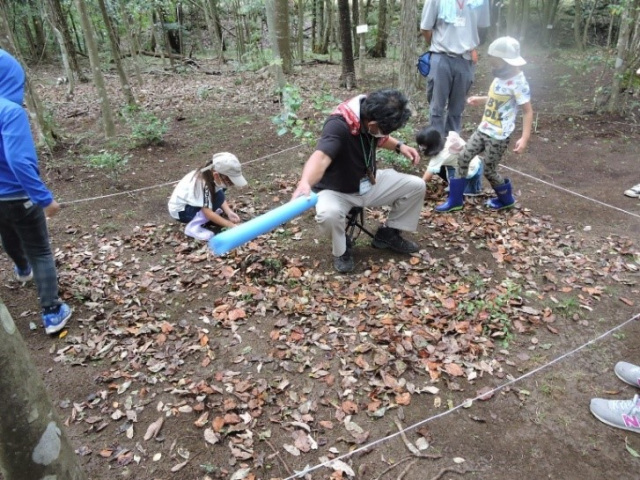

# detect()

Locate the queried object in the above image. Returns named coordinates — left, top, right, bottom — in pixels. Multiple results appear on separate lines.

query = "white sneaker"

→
left=590, top=395, right=640, bottom=433
left=615, top=361, right=640, bottom=388
left=623, top=184, right=640, bottom=198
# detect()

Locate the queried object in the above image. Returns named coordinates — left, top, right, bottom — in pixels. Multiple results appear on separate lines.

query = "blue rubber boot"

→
left=435, top=177, right=466, bottom=213
left=486, top=178, right=515, bottom=210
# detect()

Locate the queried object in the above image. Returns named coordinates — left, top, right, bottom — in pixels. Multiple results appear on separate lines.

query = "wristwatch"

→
left=395, top=141, right=404, bottom=154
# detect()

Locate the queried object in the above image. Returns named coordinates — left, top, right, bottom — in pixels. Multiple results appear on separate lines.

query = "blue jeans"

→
left=0, top=199, right=61, bottom=311
left=177, top=189, right=225, bottom=223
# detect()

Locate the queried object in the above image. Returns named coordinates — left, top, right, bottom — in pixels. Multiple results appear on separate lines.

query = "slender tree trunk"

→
left=519, top=0, right=530, bottom=41
left=177, top=2, right=184, bottom=54
left=574, top=0, right=584, bottom=50
left=30, top=0, right=47, bottom=60
left=75, top=0, right=116, bottom=138
left=320, top=0, right=332, bottom=54
left=97, top=0, right=135, bottom=106
left=337, top=0, right=356, bottom=88
left=582, top=0, right=600, bottom=47
left=370, top=0, right=387, bottom=57
left=352, top=0, right=359, bottom=58
left=607, top=0, right=637, bottom=112
left=398, top=0, right=418, bottom=96
left=274, top=0, right=293, bottom=73
left=297, top=0, right=304, bottom=61
left=157, top=9, right=176, bottom=70
left=46, top=0, right=84, bottom=81
left=265, top=0, right=286, bottom=88
left=358, top=0, right=366, bottom=78
left=118, top=0, right=144, bottom=87
left=311, top=0, right=317, bottom=52
left=0, top=302, right=87, bottom=480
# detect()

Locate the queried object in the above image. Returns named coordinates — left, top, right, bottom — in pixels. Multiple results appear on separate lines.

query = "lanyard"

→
left=457, top=0, right=465, bottom=10
left=359, top=134, right=375, bottom=169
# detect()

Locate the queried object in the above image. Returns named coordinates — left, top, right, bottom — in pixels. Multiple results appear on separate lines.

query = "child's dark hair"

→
left=416, top=126, right=444, bottom=156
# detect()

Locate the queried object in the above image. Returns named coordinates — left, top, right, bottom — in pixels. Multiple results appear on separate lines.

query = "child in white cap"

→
left=435, top=36, right=533, bottom=213
left=168, top=152, right=247, bottom=240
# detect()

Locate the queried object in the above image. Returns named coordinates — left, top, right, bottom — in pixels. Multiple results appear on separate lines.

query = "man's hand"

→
left=292, top=181, right=312, bottom=200
left=44, top=200, right=60, bottom=218
left=399, top=144, right=421, bottom=166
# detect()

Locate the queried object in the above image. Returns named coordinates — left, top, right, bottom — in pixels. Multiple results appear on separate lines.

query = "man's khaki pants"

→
left=315, top=169, right=426, bottom=257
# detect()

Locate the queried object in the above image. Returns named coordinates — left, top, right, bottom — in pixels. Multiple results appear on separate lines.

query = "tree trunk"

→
left=0, top=302, right=87, bottom=480
left=352, top=0, right=359, bottom=58
left=30, top=0, right=47, bottom=60
left=75, top=0, right=116, bottom=138
left=297, top=0, right=304, bottom=61
left=274, top=0, right=293, bottom=74
left=607, top=0, right=637, bottom=112
left=265, top=0, right=286, bottom=88
left=320, top=0, right=332, bottom=55
left=97, top=0, right=136, bottom=106
left=370, top=0, right=387, bottom=57
left=398, top=0, right=418, bottom=97
left=358, top=0, right=366, bottom=77
left=118, top=0, right=144, bottom=87
left=337, top=0, right=356, bottom=88
left=46, top=0, right=84, bottom=81
left=507, top=0, right=518, bottom=36
left=519, top=0, right=530, bottom=41
left=574, top=0, right=584, bottom=50
left=311, top=0, right=318, bottom=52
left=582, top=0, right=600, bottom=47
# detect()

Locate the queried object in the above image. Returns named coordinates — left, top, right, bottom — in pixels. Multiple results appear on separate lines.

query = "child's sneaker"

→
left=14, top=265, right=33, bottom=282
left=615, top=361, right=640, bottom=388
left=42, top=303, right=72, bottom=335
left=590, top=395, right=640, bottom=433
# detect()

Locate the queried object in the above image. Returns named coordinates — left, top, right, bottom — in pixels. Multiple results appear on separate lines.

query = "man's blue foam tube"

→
left=208, top=192, right=318, bottom=256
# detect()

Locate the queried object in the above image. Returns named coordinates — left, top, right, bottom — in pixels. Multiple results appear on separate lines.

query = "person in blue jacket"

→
left=0, top=49, right=72, bottom=334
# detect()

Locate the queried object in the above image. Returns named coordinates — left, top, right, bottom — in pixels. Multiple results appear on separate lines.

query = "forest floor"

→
left=2, top=46, right=640, bottom=480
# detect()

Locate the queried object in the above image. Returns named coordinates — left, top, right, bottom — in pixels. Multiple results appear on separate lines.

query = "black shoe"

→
left=334, top=249, right=355, bottom=273
left=371, top=226, right=419, bottom=254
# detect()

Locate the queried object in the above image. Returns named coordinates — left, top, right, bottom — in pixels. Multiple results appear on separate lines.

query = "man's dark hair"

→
left=361, top=89, right=412, bottom=135
left=416, top=126, right=445, bottom=156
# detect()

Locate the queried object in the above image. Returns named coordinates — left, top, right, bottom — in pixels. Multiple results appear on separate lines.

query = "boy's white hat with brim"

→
left=488, top=36, right=526, bottom=66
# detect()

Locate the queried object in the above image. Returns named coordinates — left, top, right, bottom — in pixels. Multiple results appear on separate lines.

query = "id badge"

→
left=359, top=177, right=372, bottom=195
left=454, top=16, right=466, bottom=27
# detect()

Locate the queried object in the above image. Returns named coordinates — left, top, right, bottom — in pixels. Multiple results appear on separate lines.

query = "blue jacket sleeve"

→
left=1, top=106, right=53, bottom=207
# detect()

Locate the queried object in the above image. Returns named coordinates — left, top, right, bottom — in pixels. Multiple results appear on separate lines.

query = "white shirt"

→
left=478, top=71, right=531, bottom=140
left=168, top=170, right=221, bottom=219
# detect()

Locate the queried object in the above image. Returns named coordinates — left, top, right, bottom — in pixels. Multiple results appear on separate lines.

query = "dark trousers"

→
left=177, top=189, right=226, bottom=223
left=0, top=199, right=61, bottom=310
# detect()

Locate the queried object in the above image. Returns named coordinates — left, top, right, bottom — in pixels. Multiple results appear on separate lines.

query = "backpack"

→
left=416, top=52, right=432, bottom=77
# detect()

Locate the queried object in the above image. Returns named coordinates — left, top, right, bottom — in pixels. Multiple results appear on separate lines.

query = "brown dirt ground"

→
left=2, top=48, right=640, bottom=480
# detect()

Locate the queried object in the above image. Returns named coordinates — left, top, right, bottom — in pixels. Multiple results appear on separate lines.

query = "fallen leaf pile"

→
left=46, top=194, right=638, bottom=478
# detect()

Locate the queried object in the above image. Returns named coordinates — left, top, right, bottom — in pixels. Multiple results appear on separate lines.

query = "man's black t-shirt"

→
left=313, top=115, right=378, bottom=194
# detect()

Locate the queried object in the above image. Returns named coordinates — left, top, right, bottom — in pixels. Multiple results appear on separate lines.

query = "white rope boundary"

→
left=285, top=312, right=640, bottom=479
left=59, top=143, right=306, bottom=206
left=501, top=164, right=640, bottom=220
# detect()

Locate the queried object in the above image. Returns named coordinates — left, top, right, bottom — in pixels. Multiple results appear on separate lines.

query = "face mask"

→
left=492, top=65, right=514, bottom=78
left=368, top=129, right=386, bottom=138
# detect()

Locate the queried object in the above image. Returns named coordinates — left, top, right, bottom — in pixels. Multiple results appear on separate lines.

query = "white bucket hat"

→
left=488, top=36, right=526, bottom=66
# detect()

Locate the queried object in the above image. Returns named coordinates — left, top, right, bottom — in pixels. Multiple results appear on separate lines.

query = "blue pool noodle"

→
left=208, top=192, right=318, bottom=256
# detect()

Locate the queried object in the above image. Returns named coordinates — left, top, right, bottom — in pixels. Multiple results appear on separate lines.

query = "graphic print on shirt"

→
left=481, top=86, right=510, bottom=136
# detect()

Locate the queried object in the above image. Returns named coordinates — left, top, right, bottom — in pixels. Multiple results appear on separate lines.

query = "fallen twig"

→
left=429, top=466, right=472, bottom=480
left=397, top=458, right=419, bottom=479
left=372, top=455, right=413, bottom=480
left=265, top=439, right=293, bottom=476
left=393, top=418, right=442, bottom=459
